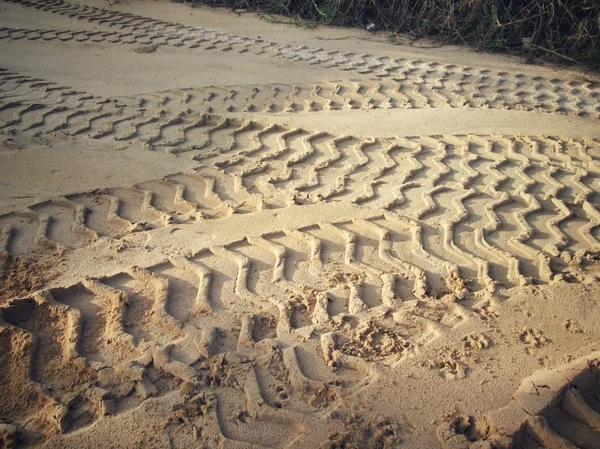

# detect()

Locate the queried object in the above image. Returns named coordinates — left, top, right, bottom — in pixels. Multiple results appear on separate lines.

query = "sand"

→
left=0, top=0, right=599, bottom=448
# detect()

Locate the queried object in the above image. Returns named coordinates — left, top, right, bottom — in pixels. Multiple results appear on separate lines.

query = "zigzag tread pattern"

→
left=1, top=3, right=599, bottom=448
left=2, top=216, right=599, bottom=446
left=2, top=0, right=600, bottom=118
left=1, top=67, right=599, bottom=148
left=2, top=124, right=599, bottom=294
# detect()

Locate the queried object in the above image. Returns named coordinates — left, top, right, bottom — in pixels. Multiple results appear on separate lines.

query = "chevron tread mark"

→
left=0, top=215, right=498, bottom=447
left=1, top=131, right=600, bottom=293
left=3, top=0, right=600, bottom=118
left=0, top=239, right=417, bottom=446
left=2, top=68, right=599, bottom=149
left=194, top=131, right=600, bottom=288
left=1, top=205, right=598, bottom=446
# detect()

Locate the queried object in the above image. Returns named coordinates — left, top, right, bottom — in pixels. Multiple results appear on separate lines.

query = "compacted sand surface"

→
left=1, top=1, right=600, bottom=448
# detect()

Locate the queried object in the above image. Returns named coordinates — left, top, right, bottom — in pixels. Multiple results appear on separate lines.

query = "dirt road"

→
left=1, top=1, right=599, bottom=448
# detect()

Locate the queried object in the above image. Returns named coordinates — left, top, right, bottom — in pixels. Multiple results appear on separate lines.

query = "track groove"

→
left=1, top=126, right=598, bottom=292
left=5, top=217, right=440, bottom=445
left=3, top=67, right=599, bottom=152
left=1, top=4, right=600, bottom=445
left=441, top=352, right=600, bottom=449
left=2, top=5, right=600, bottom=121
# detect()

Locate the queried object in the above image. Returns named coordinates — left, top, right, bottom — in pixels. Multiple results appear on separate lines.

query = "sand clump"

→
left=0, top=256, right=58, bottom=304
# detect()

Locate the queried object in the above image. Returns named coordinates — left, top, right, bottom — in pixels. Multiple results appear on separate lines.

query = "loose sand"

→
left=0, top=0, right=599, bottom=448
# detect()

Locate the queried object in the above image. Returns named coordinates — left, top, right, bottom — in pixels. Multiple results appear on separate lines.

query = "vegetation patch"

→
left=179, top=0, right=600, bottom=71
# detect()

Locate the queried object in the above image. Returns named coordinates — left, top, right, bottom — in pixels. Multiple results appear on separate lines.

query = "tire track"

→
left=4, top=218, right=446, bottom=446
left=2, top=67, right=600, bottom=147
left=2, top=3, right=600, bottom=448
left=1, top=128, right=599, bottom=291
left=2, top=0, right=600, bottom=118
left=438, top=351, right=600, bottom=449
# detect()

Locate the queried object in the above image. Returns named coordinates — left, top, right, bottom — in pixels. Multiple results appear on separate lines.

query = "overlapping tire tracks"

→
left=1, top=1, right=600, bottom=448
left=2, top=0, right=600, bottom=118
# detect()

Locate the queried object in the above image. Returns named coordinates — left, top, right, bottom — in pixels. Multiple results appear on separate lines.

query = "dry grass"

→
left=183, top=0, right=600, bottom=70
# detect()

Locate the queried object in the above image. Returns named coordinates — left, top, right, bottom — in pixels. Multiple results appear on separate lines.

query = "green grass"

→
left=184, top=0, right=600, bottom=71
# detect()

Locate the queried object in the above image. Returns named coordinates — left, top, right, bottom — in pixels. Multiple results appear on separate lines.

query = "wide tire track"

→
left=1, top=221, right=440, bottom=446
left=3, top=124, right=599, bottom=293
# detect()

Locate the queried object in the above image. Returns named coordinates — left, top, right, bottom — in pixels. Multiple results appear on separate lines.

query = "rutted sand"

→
left=0, top=1, right=599, bottom=448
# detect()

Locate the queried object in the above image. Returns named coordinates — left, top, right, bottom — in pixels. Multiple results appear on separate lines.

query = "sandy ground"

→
left=1, top=0, right=600, bottom=448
